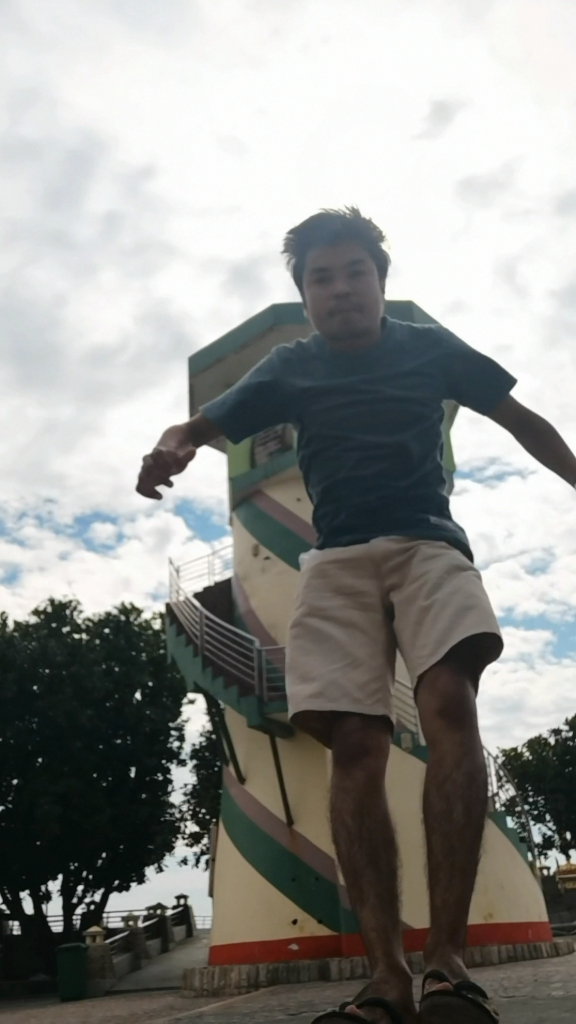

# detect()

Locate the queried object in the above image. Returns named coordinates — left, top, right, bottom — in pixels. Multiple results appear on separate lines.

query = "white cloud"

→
left=479, top=626, right=576, bottom=752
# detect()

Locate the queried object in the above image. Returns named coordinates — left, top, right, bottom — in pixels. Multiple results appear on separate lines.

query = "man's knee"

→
left=291, top=710, right=335, bottom=747
left=416, top=660, right=480, bottom=740
left=331, top=713, right=392, bottom=773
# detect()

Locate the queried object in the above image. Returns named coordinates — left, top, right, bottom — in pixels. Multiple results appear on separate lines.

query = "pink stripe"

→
left=224, top=767, right=340, bottom=885
left=232, top=576, right=278, bottom=647
left=232, top=576, right=285, bottom=673
left=252, top=490, right=317, bottom=545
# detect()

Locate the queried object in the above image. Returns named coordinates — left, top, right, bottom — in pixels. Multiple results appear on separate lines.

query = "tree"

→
left=0, top=597, right=186, bottom=964
left=500, top=714, right=576, bottom=862
left=178, top=722, right=222, bottom=868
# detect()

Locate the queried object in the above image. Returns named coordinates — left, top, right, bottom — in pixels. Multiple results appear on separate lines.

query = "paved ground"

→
left=112, top=932, right=211, bottom=992
left=0, top=991, right=212, bottom=1024
left=0, top=951, right=574, bottom=1023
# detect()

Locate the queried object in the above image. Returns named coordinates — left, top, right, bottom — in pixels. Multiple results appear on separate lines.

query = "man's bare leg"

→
left=330, top=713, right=416, bottom=1023
left=415, top=642, right=490, bottom=993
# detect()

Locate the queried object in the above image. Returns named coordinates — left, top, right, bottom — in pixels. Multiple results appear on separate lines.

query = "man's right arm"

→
left=136, top=413, right=222, bottom=500
left=136, top=344, right=293, bottom=500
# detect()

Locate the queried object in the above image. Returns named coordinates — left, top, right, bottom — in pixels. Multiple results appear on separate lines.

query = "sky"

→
left=2, top=0, right=576, bottom=915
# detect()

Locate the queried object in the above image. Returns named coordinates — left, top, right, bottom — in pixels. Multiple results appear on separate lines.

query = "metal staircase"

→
left=169, top=544, right=285, bottom=704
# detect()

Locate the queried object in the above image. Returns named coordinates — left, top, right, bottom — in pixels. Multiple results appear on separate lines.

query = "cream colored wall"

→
left=211, top=823, right=336, bottom=946
left=385, top=745, right=547, bottom=928
left=214, top=723, right=546, bottom=945
left=211, top=705, right=337, bottom=946
left=232, top=517, right=299, bottom=645
left=472, top=822, right=548, bottom=924
left=232, top=471, right=312, bottom=644
left=384, top=744, right=429, bottom=927
left=225, top=706, right=334, bottom=858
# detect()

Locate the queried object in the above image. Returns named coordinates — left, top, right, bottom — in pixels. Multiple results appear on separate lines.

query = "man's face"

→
left=301, top=242, right=385, bottom=343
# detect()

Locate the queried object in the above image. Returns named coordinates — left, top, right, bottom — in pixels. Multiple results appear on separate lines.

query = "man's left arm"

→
left=487, top=395, right=576, bottom=488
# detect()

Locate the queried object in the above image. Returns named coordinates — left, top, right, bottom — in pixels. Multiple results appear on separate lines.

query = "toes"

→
left=423, top=981, right=453, bottom=995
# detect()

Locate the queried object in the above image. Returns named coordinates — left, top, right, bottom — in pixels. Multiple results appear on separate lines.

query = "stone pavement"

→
left=0, top=991, right=210, bottom=1024
left=112, top=932, right=211, bottom=992
left=174, top=950, right=576, bottom=1024
left=0, top=952, right=574, bottom=1023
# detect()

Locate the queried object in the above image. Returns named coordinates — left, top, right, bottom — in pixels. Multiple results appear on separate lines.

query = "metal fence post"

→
left=254, top=646, right=264, bottom=699
left=198, top=607, right=205, bottom=656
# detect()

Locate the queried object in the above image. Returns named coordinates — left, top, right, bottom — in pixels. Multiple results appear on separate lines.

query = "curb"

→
left=182, top=938, right=575, bottom=997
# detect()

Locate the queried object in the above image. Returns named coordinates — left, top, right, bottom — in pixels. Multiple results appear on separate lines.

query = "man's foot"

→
left=420, top=964, right=499, bottom=1023
left=310, top=973, right=418, bottom=1024
left=421, top=954, right=469, bottom=997
left=344, top=975, right=418, bottom=1024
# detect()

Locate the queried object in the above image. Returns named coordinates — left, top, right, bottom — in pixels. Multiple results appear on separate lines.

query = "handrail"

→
left=169, top=542, right=234, bottom=597
left=106, top=928, right=132, bottom=955
left=484, top=746, right=539, bottom=868
left=3, top=905, right=203, bottom=937
left=169, top=546, right=420, bottom=725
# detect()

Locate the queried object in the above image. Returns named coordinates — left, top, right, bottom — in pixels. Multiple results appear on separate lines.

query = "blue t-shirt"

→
left=201, top=316, right=516, bottom=560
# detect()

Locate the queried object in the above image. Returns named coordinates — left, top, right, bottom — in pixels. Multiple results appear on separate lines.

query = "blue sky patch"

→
left=500, top=612, right=576, bottom=660
left=0, top=565, right=22, bottom=586
left=173, top=500, right=229, bottom=542
left=455, top=463, right=532, bottom=487
left=0, top=506, right=124, bottom=552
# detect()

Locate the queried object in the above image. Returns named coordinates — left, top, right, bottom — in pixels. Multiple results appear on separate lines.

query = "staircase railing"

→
left=484, top=746, right=539, bottom=868
left=171, top=542, right=234, bottom=597
left=169, top=545, right=283, bottom=700
left=169, top=544, right=419, bottom=725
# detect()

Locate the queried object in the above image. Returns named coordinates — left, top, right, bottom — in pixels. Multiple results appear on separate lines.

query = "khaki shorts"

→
left=286, top=536, right=502, bottom=726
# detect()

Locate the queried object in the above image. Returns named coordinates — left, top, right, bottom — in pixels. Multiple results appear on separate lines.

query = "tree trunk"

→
left=1, top=888, right=57, bottom=979
left=60, top=873, right=77, bottom=942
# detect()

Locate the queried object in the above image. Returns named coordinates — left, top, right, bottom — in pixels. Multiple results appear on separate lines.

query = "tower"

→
left=167, top=301, right=551, bottom=966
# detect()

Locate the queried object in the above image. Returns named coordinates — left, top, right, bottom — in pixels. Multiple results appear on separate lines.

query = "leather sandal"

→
left=311, top=995, right=406, bottom=1024
left=419, top=969, right=499, bottom=1023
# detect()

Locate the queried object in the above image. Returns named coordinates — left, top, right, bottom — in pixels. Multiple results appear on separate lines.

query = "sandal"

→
left=419, top=969, right=499, bottom=1023
left=312, top=996, right=406, bottom=1024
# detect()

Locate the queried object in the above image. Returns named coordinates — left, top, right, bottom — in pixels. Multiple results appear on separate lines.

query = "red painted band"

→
left=209, top=934, right=342, bottom=965
left=208, top=921, right=553, bottom=966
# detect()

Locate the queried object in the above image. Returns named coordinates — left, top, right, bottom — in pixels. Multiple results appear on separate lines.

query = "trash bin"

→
left=57, top=942, right=87, bottom=1002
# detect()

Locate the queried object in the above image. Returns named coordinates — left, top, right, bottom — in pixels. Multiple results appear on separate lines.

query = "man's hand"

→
left=136, top=414, right=222, bottom=500
left=136, top=424, right=197, bottom=500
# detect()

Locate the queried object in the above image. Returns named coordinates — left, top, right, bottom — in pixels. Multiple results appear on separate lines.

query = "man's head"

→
left=282, top=207, right=390, bottom=346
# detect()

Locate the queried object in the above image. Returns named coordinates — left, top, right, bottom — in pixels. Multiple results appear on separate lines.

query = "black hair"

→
left=282, top=206, right=391, bottom=294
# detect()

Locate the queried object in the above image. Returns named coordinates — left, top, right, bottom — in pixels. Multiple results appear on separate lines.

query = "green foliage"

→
left=178, top=722, right=222, bottom=868
left=500, top=714, right=576, bottom=861
left=0, top=598, right=187, bottom=936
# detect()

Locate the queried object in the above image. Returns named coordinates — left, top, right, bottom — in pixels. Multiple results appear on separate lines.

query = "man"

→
left=137, top=209, right=576, bottom=1024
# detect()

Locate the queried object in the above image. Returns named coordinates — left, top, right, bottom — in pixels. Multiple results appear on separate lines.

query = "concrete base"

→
left=182, top=938, right=576, bottom=998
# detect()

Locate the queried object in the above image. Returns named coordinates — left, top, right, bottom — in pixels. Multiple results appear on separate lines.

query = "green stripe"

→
left=231, top=450, right=298, bottom=505
left=221, top=783, right=358, bottom=933
left=234, top=500, right=312, bottom=570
